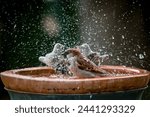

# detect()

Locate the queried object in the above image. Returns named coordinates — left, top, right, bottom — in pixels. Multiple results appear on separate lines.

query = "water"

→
left=0, top=0, right=150, bottom=70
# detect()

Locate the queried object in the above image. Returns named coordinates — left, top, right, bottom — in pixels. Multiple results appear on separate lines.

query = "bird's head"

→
left=65, top=48, right=81, bottom=56
left=63, top=48, right=81, bottom=58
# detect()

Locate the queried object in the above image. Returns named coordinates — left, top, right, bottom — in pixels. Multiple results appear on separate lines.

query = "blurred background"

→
left=0, top=0, right=150, bottom=99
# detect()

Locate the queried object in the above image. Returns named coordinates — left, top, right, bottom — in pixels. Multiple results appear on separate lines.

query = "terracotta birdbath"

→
left=0, top=65, right=150, bottom=100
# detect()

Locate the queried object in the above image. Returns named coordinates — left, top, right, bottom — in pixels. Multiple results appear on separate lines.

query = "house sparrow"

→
left=64, top=48, right=108, bottom=76
left=78, top=43, right=109, bottom=66
left=38, top=43, right=65, bottom=68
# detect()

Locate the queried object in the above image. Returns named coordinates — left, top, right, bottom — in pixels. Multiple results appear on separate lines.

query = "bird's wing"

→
left=77, top=56, right=107, bottom=74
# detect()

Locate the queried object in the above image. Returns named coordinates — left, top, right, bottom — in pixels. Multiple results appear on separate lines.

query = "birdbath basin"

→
left=0, top=65, right=150, bottom=100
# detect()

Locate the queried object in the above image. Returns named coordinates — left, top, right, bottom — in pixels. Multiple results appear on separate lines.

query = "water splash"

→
left=0, top=0, right=149, bottom=71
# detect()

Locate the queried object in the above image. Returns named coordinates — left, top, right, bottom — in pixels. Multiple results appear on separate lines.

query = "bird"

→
left=78, top=43, right=109, bottom=66
left=38, top=43, right=65, bottom=68
left=68, top=56, right=96, bottom=78
left=64, top=48, right=108, bottom=77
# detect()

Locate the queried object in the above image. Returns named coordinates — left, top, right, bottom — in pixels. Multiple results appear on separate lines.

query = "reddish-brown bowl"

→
left=0, top=66, right=150, bottom=94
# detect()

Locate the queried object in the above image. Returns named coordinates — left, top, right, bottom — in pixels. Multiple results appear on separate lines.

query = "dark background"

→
left=0, top=0, right=150, bottom=99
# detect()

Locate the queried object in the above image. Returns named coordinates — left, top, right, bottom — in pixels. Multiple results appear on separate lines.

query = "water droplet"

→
left=112, top=36, right=114, bottom=39
left=139, top=54, right=144, bottom=59
left=14, top=24, right=16, bottom=29
left=122, top=35, right=125, bottom=39
left=143, top=52, right=146, bottom=56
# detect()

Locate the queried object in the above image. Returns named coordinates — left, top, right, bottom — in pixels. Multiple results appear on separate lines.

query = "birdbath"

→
left=0, top=65, right=150, bottom=100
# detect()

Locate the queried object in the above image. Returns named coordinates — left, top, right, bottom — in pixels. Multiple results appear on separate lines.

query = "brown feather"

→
left=65, top=48, right=107, bottom=74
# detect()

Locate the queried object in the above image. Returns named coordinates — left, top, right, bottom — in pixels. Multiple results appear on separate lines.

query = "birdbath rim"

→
left=0, top=65, right=150, bottom=94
